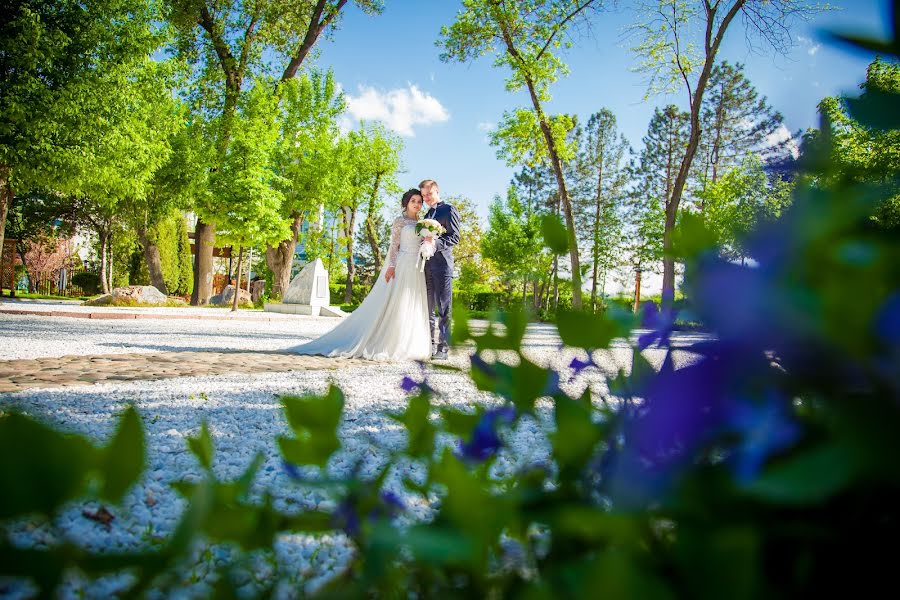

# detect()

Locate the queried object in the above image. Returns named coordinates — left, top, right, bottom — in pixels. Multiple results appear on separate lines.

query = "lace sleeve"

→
left=387, top=217, right=404, bottom=267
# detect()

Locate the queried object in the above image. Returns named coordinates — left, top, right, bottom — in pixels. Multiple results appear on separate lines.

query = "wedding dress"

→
left=289, top=215, right=431, bottom=361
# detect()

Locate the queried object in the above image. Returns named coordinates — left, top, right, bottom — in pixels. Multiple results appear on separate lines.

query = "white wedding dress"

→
left=289, top=216, right=432, bottom=361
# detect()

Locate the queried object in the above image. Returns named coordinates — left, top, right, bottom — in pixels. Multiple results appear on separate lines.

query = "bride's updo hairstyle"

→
left=401, top=188, right=421, bottom=215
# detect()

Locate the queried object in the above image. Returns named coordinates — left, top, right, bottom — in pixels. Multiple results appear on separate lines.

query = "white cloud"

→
left=797, top=35, right=821, bottom=57
left=476, top=121, right=496, bottom=133
left=765, top=123, right=800, bottom=160
left=343, top=84, right=450, bottom=137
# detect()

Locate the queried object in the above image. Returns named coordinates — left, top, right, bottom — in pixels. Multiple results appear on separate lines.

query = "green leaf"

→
left=845, top=88, right=900, bottom=131
left=278, top=385, right=344, bottom=467
left=470, top=353, right=558, bottom=413
left=451, top=298, right=472, bottom=345
left=0, top=412, right=96, bottom=518
left=556, top=307, right=634, bottom=349
left=541, top=213, right=570, bottom=254
left=390, top=392, right=436, bottom=457
left=440, top=407, right=481, bottom=437
left=672, top=212, right=718, bottom=260
left=99, top=406, right=146, bottom=503
left=551, top=394, right=603, bottom=470
left=187, top=421, right=215, bottom=470
left=746, top=443, right=858, bottom=504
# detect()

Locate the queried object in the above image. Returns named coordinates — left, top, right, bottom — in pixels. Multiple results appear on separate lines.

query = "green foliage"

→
left=0, top=406, right=144, bottom=518
left=278, top=385, right=344, bottom=468
left=71, top=271, right=101, bottom=295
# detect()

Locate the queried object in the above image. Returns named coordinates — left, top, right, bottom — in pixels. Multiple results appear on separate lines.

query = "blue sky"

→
left=314, top=0, right=891, bottom=221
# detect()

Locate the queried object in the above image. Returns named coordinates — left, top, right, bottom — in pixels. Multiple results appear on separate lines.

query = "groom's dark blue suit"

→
left=423, top=201, right=461, bottom=353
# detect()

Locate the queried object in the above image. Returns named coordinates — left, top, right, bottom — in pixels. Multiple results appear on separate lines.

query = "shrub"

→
left=71, top=272, right=101, bottom=295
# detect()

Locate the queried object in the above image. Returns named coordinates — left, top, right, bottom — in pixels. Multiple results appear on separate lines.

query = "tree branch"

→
left=281, top=0, right=349, bottom=82
left=198, top=2, right=238, bottom=83
left=535, top=0, right=596, bottom=62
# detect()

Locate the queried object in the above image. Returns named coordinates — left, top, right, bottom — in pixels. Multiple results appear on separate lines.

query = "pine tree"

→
left=572, top=109, right=631, bottom=311
left=697, top=62, right=789, bottom=198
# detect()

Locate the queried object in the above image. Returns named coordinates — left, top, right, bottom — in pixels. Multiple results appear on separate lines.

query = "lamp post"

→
left=633, top=267, right=642, bottom=313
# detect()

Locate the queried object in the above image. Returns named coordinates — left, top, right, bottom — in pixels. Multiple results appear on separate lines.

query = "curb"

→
left=0, top=308, right=295, bottom=322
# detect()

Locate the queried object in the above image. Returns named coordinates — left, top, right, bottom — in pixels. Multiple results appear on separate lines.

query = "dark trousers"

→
left=425, top=263, right=452, bottom=352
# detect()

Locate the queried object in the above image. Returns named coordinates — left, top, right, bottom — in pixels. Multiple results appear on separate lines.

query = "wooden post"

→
left=633, top=267, right=642, bottom=313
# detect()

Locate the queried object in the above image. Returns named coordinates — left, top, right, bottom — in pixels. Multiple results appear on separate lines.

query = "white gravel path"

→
left=0, top=303, right=704, bottom=598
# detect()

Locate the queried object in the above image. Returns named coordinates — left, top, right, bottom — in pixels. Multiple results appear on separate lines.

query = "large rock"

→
left=282, top=259, right=330, bottom=307
left=112, top=285, right=167, bottom=305
left=210, top=285, right=252, bottom=307
left=250, top=280, right=266, bottom=303
left=265, top=258, right=346, bottom=317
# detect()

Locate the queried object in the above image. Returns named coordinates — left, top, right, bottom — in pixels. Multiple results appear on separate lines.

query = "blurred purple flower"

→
left=282, top=460, right=303, bottom=481
left=470, top=353, right=496, bottom=378
left=569, top=355, right=596, bottom=381
left=542, top=369, right=563, bottom=396
left=875, top=292, right=900, bottom=345
left=457, top=406, right=517, bottom=463
left=369, top=491, right=405, bottom=520
left=333, top=490, right=406, bottom=537
left=727, top=391, right=801, bottom=483
left=638, top=299, right=678, bottom=350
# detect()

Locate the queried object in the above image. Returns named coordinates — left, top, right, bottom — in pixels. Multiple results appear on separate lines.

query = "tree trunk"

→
left=342, top=205, right=357, bottom=304
left=0, top=165, right=11, bottom=293
left=99, top=230, right=110, bottom=295
left=497, top=21, right=582, bottom=309
left=231, top=246, right=243, bottom=312
left=137, top=226, right=168, bottom=295
left=191, top=218, right=215, bottom=305
left=266, top=212, right=303, bottom=300
left=662, top=0, right=744, bottom=308
left=365, top=172, right=384, bottom=273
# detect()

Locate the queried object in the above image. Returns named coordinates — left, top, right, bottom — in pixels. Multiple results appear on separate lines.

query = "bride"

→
left=289, top=189, right=432, bottom=361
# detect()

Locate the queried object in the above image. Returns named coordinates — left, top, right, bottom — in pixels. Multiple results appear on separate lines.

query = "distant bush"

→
left=71, top=272, right=101, bottom=295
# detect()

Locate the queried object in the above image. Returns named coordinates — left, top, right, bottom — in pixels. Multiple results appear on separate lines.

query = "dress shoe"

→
left=432, top=349, right=449, bottom=360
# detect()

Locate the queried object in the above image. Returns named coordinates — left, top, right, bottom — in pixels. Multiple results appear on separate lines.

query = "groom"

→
left=420, top=179, right=461, bottom=360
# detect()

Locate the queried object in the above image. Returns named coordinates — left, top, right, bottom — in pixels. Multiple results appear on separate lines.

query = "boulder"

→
left=112, top=285, right=167, bottom=305
left=250, top=280, right=266, bottom=303
left=282, top=259, right=330, bottom=306
left=83, top=294, right=112, bottom=306
left=210, top=285, right=252, bottom=307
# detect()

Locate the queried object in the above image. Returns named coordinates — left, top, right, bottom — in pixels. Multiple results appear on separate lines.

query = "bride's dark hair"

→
left=401, top=188, right=422, bottom=213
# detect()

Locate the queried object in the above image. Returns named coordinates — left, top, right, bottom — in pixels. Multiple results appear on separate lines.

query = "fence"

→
left=21, top=267, right=92, bottom=298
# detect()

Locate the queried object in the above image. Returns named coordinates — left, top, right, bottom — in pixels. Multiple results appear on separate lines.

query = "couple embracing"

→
left=292, top=179, right=461, bottom=361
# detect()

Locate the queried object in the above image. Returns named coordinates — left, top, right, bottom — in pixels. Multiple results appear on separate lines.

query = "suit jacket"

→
left=424, top=201, right=461, bottom=275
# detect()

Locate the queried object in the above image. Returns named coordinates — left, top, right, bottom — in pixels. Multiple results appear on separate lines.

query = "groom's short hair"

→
left=419, top=179, right=438, bottom=191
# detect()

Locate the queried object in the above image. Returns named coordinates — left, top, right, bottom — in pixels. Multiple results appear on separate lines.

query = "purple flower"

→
left=470, top=353, right=496, bottom=378
left=333, top=490, right=406, bottom=537
left=875, top=292, right=900, bottom=345
left=400, top=376, right=421, bottom=393
left=727, top=390, right=801, bottom=483
left=638, top=299, right=678, bottom=350
left=457, top=406, right=517, bottom=463
left=282, top=460, right=303, bottom=481
left=569, top=355, right=595, bottom=381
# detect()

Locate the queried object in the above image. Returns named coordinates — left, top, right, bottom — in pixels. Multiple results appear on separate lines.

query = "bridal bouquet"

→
left=416, top=218, right=445, bottom=270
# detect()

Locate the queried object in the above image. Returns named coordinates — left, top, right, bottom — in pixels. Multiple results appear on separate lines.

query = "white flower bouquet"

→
left=416, top=218, right=445, bottom=270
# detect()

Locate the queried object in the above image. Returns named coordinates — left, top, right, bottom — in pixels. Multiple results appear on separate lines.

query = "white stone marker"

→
left=264, top=258, right=347, bottom=317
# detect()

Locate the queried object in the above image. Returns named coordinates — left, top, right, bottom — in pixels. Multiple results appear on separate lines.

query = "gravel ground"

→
left=0, top=303, right=704, bottom=598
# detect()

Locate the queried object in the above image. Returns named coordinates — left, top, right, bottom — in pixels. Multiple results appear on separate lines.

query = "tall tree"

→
left=0, top=0, right=161, bottom=278
left=167, top=0, right=383, bottom=305
left=440, top=0, right=608, bottom=309
left=211, top=81, right=291, bottom=311
left=697, top=61, right=788, bottom=194
left=805, top=57, right=900, bottom=232
left=268, top=69, right=347, bottom=298
left=622, top=106, right=689, bottom=286
left=631, top=0, right=824, bottom=305
left=572, top=110, right=631, bottom=311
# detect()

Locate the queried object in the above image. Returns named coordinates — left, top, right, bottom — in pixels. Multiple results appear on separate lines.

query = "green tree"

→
left=697, top=61, right=788, bottom=194
left=440, top=0, right=607, bottom=310
left=626, top=106, right=690, bottom=280
left=805, top=57, right=900, bottom=232
left=268, top=70, right=347, bottom=298
left=212, top=81, right=291, bottom=311
left=167, top=0, right=383, bottom=305
left=0, top=0, right=161, bottom=279
left=572, top=110, right=631, bottom=311
left=482, top=188, right=547, bottom=304
left=631, top=0, right=825, bottom=305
